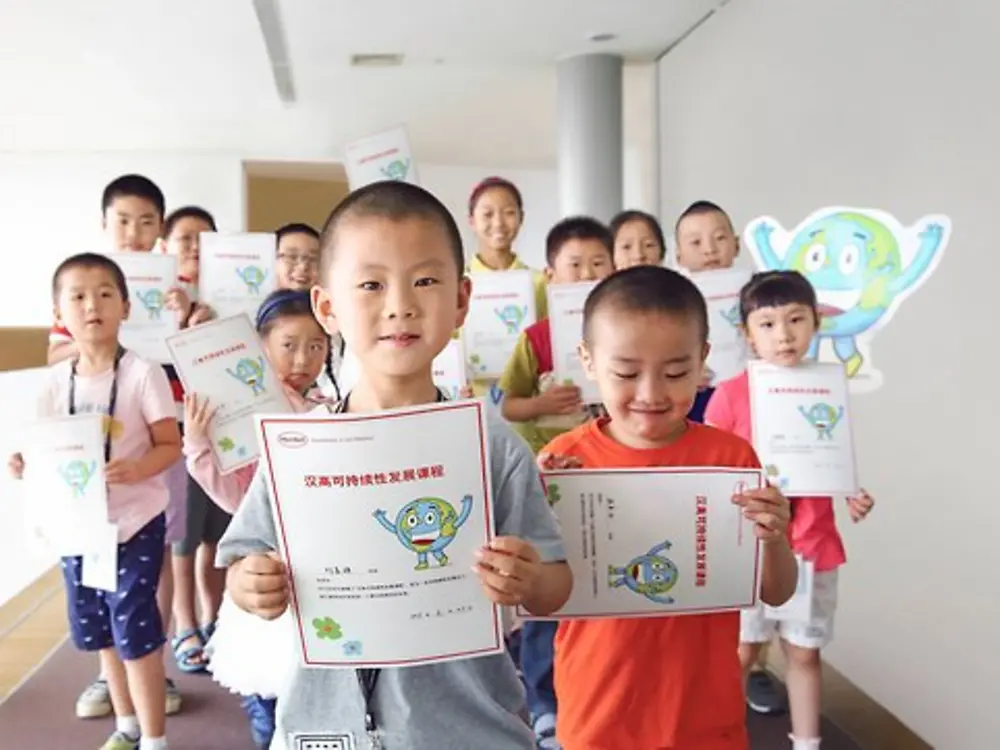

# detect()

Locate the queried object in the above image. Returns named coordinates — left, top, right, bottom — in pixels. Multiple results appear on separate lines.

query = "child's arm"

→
left=499, top=333, right=580, bottom=422
left=734, top=484, right=798, bottom=606
left=846, top=488, right=875, bottom=523
left=182, top=393, right=249, bottom=513
left=107, top=417, right=181, bottom=484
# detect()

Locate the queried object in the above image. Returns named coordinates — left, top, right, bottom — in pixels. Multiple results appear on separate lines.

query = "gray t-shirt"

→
left=217, top=405, right=566, bottom=750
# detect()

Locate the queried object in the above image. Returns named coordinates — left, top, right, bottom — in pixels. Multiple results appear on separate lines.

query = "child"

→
left=538, top=265, right=799, bottom=750
left=48, top=175, right=188, bottom=719
left=184, top=289, right=332, bottom=750
left=705, top=270, right=875, bottom=750
left=609, top=210, right=666, bottom=269
left=160, top=206, right=229, bottom=675
left=497, top=216, right=614, bottom=750
left=10, top=253, right=182, bottom=750
left=217, top=180, right=573, bottom=749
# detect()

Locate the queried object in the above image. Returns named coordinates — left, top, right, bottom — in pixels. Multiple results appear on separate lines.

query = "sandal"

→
left=199, top=620, right=217, bottom=643
left=171, top=628, right=208, bottom=673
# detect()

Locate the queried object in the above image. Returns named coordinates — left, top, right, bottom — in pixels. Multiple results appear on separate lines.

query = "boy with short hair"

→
left=539, top=265, right=798, bottom=749
left=497, top=216, right=614, bottom=749
left=274, top=223, right=321, bottom=291
left=217, top=181, right=573, bottom=749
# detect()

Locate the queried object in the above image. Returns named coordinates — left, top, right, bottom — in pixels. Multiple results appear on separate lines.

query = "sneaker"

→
left=76, top=678, right=112, bottom=719
left=165, top=678, right=182, bottom=716
left=241, top=694, right=277, bottom=750
left=746, top=669, right=787, bottom=714
left=99, top=731, right=139, bottom=750
left=533, top=713, right=561, bottom=750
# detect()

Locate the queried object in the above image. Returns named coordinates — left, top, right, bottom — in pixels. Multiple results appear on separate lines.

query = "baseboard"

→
left=766, top=648, right=934, bottom=750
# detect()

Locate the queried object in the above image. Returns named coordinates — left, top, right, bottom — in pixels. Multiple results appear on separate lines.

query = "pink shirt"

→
left=38, top=351, right=177, bottom=542
left=705, top=370, right=847, bottom=572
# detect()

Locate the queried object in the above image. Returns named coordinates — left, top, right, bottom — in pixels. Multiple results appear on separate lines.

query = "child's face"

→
left=102, top=196, right=163, bottom=253
left=276, top=232, right=321, bottom=291
left=675, top=211, right=739, bottom=272
left=55, top=266, right=129, bottom=344
left=581, top=309, right=707, bottom=449
left=469, top=188, right=522, bottom=252
left=165, top=216, right=213, bottom=281
left=614, top=220, right=663, bottom=269
left=744, top=303, right=818, bottom=367
left=263, top=314, right=330, bottom=393
left=548, top=239, right=614, bottom=284
left=313, top=216, right=470, bottom=382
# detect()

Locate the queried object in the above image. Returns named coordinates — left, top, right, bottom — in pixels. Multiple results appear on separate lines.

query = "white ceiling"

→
left=0, top=1, right=728, bottom=165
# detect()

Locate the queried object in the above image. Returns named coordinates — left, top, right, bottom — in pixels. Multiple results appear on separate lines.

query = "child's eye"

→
left=665, top=371, right=690, bottom=381
left=359, top=281, right=382, bottom=292
left=415, top=277, right=438, bottom=287
left=612, top=371, right=637, bottom=380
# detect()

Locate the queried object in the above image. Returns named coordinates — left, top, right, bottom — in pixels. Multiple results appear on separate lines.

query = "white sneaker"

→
left=76, top=678, right=112, bottom=719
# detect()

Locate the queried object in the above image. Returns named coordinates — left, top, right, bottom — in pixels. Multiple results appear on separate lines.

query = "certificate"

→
left=432, top=338, right=468, bottom=400
left=198, top=232, right=276, bottom=320
left=749, top=360, right=858, bottom=496
left=548, top=281, right=600, bottom=404
left=344, top=124, right=419, bottom=189
left=167, top=314, right=291, bottom=474
left=107, top=252, right=179, bottom=363
left=463, top=271, right=537, bottom=379
left=521, top=468, right=762, bottom=619
left=257, top=400, right=502, bottom=668
left=688, top=268, right=751, bottom=386
left=21, top=414, right=110, bottom=557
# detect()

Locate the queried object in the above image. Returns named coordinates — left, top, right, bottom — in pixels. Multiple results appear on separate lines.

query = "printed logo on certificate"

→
left=547, top=281, right=600, bottom=404
left=167, top=314, right=291, bottom=474
left=749, top=360, right=859, bottom=496
left=687, top=268, right=751, bottom=386
left=257, top=401, right=503, bottom=668
left=344, top=124, right=419, bottom=189
left=107, top=252, right=179, bottom=363
left=198, top=232, right=277, bottom=320
left=463, top=270, right=537, bottom=379
left=520, top=468, right=762, bottom=620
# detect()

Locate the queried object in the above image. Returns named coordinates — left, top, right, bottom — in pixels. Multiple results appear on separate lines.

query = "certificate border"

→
left=518, top=466, right=763, bottom=621
left=547, top=280, right=601, bottom=405
left=107, top=251, right=180, bottom=364
left=258, top=399, right=504, bottom=668
left=748, top=359, right=861, bottom=497
left=462, top=270, right=537, bottom=380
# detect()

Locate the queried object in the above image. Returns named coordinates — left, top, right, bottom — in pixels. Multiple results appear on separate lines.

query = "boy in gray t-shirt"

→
left=218, top=181, right=573, bottom=750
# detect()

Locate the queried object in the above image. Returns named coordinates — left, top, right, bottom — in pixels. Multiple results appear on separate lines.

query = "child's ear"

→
left=544, top=266, right=555, bottom=282
left=454, top=276, right=472, bottom=330
left=311, top=286, right=339, bottom=337
left=734, top=234, right=741, bottom=256
left=122, top=297, right=131, bottom=322
left=577, top=341, right=597, bottom=381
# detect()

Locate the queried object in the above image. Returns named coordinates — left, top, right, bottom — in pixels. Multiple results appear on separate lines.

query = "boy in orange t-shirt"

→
left=538, top=265, right=799, bottom=750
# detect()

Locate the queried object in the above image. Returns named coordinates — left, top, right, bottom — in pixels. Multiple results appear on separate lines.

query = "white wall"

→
left=657, top=1, right=1000, bottom=746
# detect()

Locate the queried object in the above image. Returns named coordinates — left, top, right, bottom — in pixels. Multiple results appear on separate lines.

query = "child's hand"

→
left=105, top=458, right=141, bottom=485
left=474, top=537, right=541, bottom=607
left=7, top=452, right=24, bottom=480
left=230, top=552, right=289, bottom=620
left=184, top=393, right=218, bottom=441
left=733, top=485, right=790, bottom=543
left=458, top=385, right=474, bottom=399
left=187, top=304, right=214, bottom=327
left=537, top=452, right=583, bottom=471
left=536, top=384, right=582, bottom=417
left=165, top=286, right=194, bottom=324
left=847, top=488, right=875, bottom=523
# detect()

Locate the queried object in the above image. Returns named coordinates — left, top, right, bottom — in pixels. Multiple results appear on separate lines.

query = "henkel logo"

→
left=277, top=431, right=309, bottom=448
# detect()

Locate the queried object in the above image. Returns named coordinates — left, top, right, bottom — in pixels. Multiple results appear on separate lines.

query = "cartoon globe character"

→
left=608, top=540, right=679, bottom=605
left=374, top=495, right=473, bottom=570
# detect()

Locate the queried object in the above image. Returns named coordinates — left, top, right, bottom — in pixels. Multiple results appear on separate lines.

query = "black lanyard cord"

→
left=69, top=346, right=126, bottom=463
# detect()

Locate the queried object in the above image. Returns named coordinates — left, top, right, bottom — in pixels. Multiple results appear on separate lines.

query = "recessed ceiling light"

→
left=588, top=32, right=617, bottom=43
left=350, top=53, right=404, bottom=67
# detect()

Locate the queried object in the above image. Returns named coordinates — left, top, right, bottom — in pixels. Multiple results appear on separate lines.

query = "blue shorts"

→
left=62, top=514, right=167, bottom=661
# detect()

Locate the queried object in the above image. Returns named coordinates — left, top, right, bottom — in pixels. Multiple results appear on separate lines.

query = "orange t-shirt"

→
left=544, top=418, right=757, bottom=750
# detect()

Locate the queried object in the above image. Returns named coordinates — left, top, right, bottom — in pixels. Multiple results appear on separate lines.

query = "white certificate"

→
left=81, top=521, right=120, bottom=592
left=167, top=314, right=291, bottom=474
left=432, top=338, right=468, bottom=400
left=198, top=232, right=276, bottom=320
left=688, top=268, right=751, bottom=386
left=521, top=468, right=762, bottom=620
left=107, top=252, right=179, bottom=363
left=344, top=124, right=419, bottom=189
left=22, top=414, right=110, bottom=557
left=548, top=281, right=600, bottom=404
left=749, top=360, right=858, bottom=496
left=463, top=271, right=537, bottom=379
left=257, top=400, right=502, bottom=668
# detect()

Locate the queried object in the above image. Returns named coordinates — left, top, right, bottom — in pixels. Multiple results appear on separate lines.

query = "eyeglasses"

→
left=278, top=253, right=319, bottom=269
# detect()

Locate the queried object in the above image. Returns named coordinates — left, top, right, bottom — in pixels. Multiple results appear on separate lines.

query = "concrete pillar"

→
left=556, top=53, right=624, bottom=222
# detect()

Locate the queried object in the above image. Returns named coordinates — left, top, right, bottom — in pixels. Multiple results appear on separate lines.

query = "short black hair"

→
left=468, top=177, right=523, bottom=216
left=52, top=253, right=129, bottom=301
left=164, top=206, right=217, bottom=238
left=674, top=200, right=733, bottom=233
left=275, top=223, right=320, bottom=250
left=739, top=270, right=818, bottom=325
left=610, top=210, right=667, bottom=260
left=101, top=174, right=165, bottom=219
left=319, top=181, right=464, bottom=278
left=545, top=216, right=614, bottom=267
left=583, top=265, right=709, bottom=343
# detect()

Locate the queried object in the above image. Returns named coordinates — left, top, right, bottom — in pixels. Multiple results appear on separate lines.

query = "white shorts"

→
left=740, top=569, right=838, bottom=650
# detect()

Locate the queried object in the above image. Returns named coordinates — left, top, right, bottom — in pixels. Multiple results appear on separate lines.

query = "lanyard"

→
left=336, top=388, right=446, bottom=749
left=69, top=346, right=126, bottom=463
